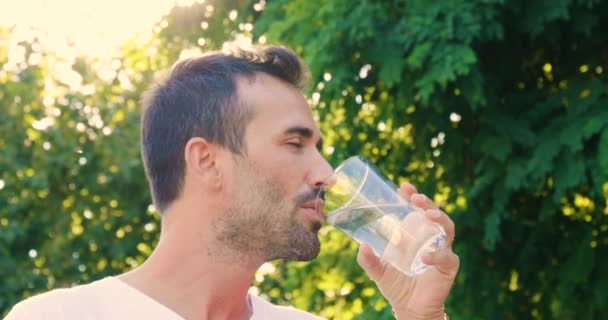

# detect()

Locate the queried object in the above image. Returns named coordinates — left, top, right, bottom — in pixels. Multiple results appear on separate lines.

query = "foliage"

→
left=1, top=0, right=608, bottom=319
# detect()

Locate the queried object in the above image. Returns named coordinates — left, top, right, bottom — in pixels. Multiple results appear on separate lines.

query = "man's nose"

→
left=309, top=156, right=336, bottom=190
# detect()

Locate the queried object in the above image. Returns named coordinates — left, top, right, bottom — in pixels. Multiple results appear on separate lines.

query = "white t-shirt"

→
left=5, top=277, right=324, bottom=320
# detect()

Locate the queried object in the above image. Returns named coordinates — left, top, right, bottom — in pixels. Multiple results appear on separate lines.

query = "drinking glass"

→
left=319, top=156, right=447, bottom=275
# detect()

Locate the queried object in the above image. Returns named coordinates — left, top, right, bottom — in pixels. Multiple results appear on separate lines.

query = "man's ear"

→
left=184, top=137, right=222, bottom=190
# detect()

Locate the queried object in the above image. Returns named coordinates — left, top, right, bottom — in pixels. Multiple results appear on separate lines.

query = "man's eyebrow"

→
left=285, top=126, right=313, bottom=138
left=284, top=126, right=324, bottom=152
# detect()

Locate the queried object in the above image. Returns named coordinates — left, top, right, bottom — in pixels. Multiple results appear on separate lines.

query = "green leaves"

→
left=406, top=42, right=432, bottom=70
left=478, top=135, right=513, bottom=162
left=560, top=231, right=595, bottom=288
left=598, top=129, right=608, bottom=177
left=483, top=207, right=505, bottom=250
left=414, top=44, right=478, bottom=102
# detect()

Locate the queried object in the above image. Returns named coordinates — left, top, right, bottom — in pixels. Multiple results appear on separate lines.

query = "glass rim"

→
left=318, top=155, right=386, bottom=213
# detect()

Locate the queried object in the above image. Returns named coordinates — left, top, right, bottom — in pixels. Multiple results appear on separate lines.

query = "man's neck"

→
left=118, top=211, right=263, bottom=320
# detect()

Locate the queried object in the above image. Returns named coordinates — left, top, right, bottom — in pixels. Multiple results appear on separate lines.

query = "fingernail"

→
left=390, top=229, right=402, bottom=246
left=358, top=256, right=369, bottom=268
left=415, top=194, right=428, bottom=201
left=430, top=209, right=441, bottom=218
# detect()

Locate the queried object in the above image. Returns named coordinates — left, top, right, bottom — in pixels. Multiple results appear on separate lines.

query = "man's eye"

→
left=286, top=140, right=303, bottom=148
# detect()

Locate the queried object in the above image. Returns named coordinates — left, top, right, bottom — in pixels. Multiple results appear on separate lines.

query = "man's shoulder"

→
left=6, top=287, right=69, bottom=319
left=249, top=293, right=325, bottom=320
left=5, top=277, right=116, bottom=319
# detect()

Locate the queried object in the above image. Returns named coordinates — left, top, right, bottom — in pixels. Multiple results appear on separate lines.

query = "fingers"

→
left=400, top=182, right=437, bottom=210
left=421, top=248, right=460, bottom=277
left=357, top=244, right=388, bottom=283
left=399, top=183, right=455, bottom=247
left=410, top=193, right=438, bottom=210
left=424, top=209, right=455, bottom=248
left=398, top=182, right=459, bottom=277
left=399, top=182, right=417, bottom=200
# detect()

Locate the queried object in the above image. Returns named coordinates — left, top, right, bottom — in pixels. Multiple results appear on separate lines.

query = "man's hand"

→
left=357, top=182, right=459, bottom=320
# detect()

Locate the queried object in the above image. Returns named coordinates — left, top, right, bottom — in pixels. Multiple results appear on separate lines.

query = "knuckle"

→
left=448, top=219, right=455, bottom=231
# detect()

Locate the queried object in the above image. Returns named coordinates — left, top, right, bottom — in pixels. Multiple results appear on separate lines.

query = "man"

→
left=7, top=45, right=459, bottom=319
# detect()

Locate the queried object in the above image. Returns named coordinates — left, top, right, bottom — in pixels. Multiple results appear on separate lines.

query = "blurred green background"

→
left=1, top=0, right=608, bottom=319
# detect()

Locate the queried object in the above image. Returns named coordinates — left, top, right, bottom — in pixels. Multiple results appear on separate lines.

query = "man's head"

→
left=141, top=46, right=308, bottom=212
left=141, top=45, right=333, bottom=262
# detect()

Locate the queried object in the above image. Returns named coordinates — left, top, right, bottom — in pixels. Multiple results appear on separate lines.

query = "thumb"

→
left=357, top=244, right=388, bottom=282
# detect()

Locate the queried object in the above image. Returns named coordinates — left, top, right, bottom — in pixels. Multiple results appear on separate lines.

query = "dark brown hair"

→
left=141, top=45, right=308, bottom=212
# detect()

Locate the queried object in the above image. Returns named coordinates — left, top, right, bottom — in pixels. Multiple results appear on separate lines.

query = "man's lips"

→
left=299, top=199, right=326, bottom=220
left=300, top=199, right=325, bottom=213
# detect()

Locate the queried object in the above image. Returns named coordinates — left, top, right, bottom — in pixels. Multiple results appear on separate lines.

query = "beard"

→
left=213, top=160, right=322, bottom=262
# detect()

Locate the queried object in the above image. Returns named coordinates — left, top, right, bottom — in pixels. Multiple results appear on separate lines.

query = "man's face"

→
left=214, top=73, right=333, bottom=262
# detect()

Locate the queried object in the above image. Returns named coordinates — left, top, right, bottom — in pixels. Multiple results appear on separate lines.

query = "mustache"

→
left=295, top=187, right=325, bottom=205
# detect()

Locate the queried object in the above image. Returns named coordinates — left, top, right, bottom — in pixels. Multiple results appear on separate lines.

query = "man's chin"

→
left=286, top=245, right=320, bottom=261
left=277, top=233, right=321, bottom=262
left=268, top=246, right=320, bottom=262
left=298, top=235, right=321, bottom=261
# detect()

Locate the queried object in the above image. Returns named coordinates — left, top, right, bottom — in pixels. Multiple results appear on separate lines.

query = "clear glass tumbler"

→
left=319, top=156, right=447, bottom=275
